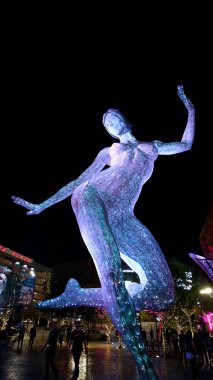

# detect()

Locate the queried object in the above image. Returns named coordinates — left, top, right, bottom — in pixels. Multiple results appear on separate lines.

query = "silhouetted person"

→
left=179, top=329, right=186, bottom=363
left=66, top=324, right=72, bottom=349
left=43, top=321, right=58, bottom=379
left=184, top=331, right=199, bottom=380
left=17, top=322, right=26, bottom=351
left=202, top=330, right=212, bottom=364
left=165, top=328, right=171, bottom=352
left=171, top=328, right=179, bottom=354
left=58, top=324, right=66, bottom=349
left=0, top=327, right=7, bottom=358
left=141, top=327, right=147, bottom=343
left=150, top=327, right=154, bottom=341
left=70, top=321, right=88, bottom=380
left=194, top=329, right=209, bottom=365
left=29, top=324, right=36, bottom=350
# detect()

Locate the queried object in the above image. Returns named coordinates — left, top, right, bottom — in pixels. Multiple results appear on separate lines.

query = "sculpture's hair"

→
left=102, top=108, right=133, bottom=139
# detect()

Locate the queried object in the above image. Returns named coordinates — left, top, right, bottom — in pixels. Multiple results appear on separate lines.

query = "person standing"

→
left=150, top=326, right=154, bottom=341
left=43, top=321, right=58, bottom=380
left=70, top=321, right=88, bottom=380
left=29, top=324, right=36, bottom=350
left=184, top=330, right=199, bottom=380
left=0, top=327, right=7, bottom=358
left=179, top=329, right=186, bottom=363
left=141, top=327, right=147, bottom=344
left=66, top=324, right=72, bottom=349
left=58, top=324, right=66, bottom=349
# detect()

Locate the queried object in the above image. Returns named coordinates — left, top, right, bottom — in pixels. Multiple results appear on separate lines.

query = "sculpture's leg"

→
left=112, top=215, right=175, bottom=311
left=36, top=278, right=105, bottom=309
left=37, top=277, right=142, bottom=310
left=71, top=183, right=159, bottom=380
left=38, top=216, right=174, bottom=313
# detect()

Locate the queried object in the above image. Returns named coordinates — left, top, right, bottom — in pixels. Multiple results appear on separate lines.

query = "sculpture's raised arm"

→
left=177, top=84, right=195, bottom=149
left=154, top=84, right=195, bottom=155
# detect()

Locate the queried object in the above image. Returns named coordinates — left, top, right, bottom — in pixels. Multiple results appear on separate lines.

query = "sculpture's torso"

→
left=89, top=142, right=158, bottom=213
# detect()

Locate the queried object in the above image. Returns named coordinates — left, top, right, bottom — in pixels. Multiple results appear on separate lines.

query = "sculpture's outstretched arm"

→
left=154, top=84, right=195, bottom=155
left=11, top=147, right=110, bottom=215
left=36, top=279, right=105, bottom=309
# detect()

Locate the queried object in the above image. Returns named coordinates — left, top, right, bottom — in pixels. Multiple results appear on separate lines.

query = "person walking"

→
left=70, top=320, right=88, bottom=380
left=43, top=321, right=58, bottom=380
left=29, top=324, right=36, bottom=350
left=17, top=322, right=26, bottom=351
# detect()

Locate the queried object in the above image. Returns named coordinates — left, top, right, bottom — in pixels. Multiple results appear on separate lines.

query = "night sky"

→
left=1, top=13, right=212, bottom=269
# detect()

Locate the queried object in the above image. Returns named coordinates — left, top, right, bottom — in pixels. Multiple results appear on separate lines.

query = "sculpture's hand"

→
left=177, top=84, right=194, bottom=111
left=11, top=195, right=43, bottom=215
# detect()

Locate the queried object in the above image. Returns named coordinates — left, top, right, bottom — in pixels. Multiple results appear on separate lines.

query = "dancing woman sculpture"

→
left=11, top=85, right=195, bottom=379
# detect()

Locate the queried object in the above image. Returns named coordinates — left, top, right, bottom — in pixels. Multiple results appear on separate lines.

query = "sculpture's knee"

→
left=71, top=182, right=90, bottom=216
left=71, top=193, right=79, bottom=216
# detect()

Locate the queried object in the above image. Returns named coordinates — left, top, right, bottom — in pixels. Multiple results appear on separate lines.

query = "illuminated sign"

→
left=0, top=245, right=33, bottom=264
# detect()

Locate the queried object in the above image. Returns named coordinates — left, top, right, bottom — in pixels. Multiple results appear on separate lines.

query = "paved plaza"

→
left=0, top=329, right=212, bottom=380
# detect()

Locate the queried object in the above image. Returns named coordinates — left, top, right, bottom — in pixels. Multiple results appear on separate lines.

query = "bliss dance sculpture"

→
left=12, top=85, right=195, bottom=379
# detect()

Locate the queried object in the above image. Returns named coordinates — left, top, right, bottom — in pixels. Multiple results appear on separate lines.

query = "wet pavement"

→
left=0, top=329, right=212, bottom=380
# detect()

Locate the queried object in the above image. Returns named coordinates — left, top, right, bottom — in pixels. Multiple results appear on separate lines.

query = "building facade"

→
left=0, top=244, right=53, bottom=308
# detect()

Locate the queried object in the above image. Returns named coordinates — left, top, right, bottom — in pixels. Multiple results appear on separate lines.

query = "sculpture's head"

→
left=102, top=109, right=132, bottom=139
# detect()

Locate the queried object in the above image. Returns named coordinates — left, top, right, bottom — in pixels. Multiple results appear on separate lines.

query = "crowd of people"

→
left=0, top=319, right=88, bottom=379
left=1, top=319, right=213, bottom=379
left=142, top=326, right=213, bottom=380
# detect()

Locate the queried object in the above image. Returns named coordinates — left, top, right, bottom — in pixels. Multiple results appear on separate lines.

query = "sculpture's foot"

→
left=36, top=279, right=81, bottom=309
left=36, top=278, right=104, bottom=309
left=65, top=278, right=82, bottom=293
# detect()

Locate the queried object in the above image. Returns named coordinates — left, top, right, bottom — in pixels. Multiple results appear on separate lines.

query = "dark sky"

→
left=1, top=12, right=212, bottom=269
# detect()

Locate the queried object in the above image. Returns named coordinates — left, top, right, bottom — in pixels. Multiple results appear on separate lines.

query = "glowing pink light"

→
left=202, top=312, right=213, bottom=331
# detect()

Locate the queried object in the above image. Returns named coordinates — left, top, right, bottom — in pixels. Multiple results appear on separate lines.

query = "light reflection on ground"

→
left=0, top=331, right=212, bottom=380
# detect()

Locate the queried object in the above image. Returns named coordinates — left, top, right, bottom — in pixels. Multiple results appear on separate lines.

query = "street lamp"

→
left=199, top=287, right=213, bottom=295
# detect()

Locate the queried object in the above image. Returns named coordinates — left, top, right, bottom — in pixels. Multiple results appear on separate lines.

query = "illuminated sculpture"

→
left=12, top=85, right=195, bottom=379
left=0, top=265, right=11, bottom=307
left=0, top=265, right=8, bottom=295
left=189, top=253, right=213, bottom=282
left=189, top=203, right=213, bottom=282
